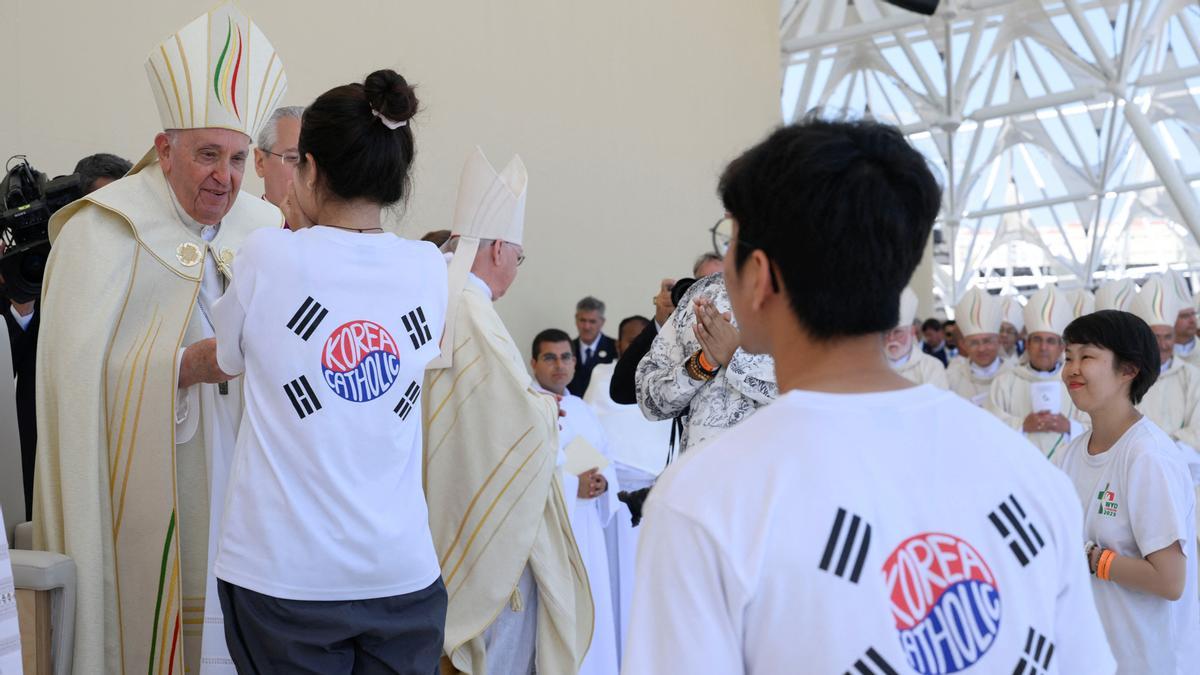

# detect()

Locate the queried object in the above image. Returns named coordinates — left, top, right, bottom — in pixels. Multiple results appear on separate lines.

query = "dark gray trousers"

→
left=217, top=578, right=447, bottom=675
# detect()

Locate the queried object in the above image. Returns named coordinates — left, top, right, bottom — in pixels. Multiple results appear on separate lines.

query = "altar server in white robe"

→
left=531, top=329, right=620, bottom=675
left=885, top=287, right=948, bottom=388
left=582, top=316, right=671, bottom=666
left=1132, top=275, right=1200, bottom=483
left=947, top=287, right=1009, bottom=406
left=987, top=286, right=1087, bottom=459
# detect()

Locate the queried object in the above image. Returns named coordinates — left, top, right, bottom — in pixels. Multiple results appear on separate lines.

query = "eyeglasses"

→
left=710, top=216, right=734, bottom=257
left=504, top=241, right=526, bottom=266
left=262, top=149, right=301, bottom=165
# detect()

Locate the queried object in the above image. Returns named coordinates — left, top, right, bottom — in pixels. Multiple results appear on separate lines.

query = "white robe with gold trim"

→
left=423, top=282, right=592, bottom=674
left=33, top=159, right=280, bottom=674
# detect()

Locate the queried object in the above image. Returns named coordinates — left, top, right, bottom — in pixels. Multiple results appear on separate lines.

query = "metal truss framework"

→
left=780, top=0, right=1200, bottom=303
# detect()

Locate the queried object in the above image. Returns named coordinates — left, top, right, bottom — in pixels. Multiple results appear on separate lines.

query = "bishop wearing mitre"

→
left=423, top=148, right=592, bottom=675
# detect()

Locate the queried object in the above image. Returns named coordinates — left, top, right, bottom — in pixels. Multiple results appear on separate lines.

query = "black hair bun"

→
left=363, top=69, right=418, bottom=125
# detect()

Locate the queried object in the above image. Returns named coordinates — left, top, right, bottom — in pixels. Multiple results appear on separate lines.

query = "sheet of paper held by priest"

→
left=563, top=436, right=611, bottom=476
left=0, top=506, right=22, bottom=674
left=1029, top=381, right=1062, bottom=415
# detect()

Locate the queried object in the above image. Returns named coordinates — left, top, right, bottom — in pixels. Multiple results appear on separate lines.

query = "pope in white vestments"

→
left=987, top=286, right=1088, bottom=459
left=947, top=287, right=1010, bottom=406
left=886, top=287, right=948, bottom=388
left=422, top=149, right=591, bottom=675
left=32, top=4, right=286, bottom=673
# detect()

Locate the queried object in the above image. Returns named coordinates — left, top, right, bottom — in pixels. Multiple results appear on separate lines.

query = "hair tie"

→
left=371, top=108, right=408, bottom=129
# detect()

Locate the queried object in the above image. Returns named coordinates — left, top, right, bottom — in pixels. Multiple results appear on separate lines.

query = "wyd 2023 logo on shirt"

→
left=882, top=533, right=1002, bottom=675
left=321, top=320, right=401, bottom=403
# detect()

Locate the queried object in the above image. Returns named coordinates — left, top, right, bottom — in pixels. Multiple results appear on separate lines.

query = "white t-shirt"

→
left=1053, top=418, right=1199, bottom=674
left=211, top=226, right=447, bottom=601
left=623, top=385, right=1115, bottom=675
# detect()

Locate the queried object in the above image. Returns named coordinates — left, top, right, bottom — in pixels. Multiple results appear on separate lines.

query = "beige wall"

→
left=0, top=0, right=781, bottom=361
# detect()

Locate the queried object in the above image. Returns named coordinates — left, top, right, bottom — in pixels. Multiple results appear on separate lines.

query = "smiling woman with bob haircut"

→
left=1054, top=309, right=1199, bottom=674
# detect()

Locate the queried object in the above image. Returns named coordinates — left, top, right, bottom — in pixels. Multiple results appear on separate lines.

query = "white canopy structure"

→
left=781, top=0, right=1200, bottom=306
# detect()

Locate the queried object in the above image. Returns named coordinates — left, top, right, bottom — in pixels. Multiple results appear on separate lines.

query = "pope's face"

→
left=157, top=128, right=249, bottom=225
left=531, top=340, right=575, bottom=396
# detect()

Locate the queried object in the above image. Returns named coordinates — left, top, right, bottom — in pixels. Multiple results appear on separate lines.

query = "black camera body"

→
left=1, top=157, right=82, bottom=303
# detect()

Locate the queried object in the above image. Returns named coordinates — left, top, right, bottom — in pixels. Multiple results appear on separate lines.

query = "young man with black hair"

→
left=529, top=328, right=621, bottom=675
left=623, top=118, right=1114, bottom=674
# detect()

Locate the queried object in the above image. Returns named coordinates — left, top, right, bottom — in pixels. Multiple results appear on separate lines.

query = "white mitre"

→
left=954, top=287, right=1003, bottom=337
left=1065, top=288, right=1095, bottom=319
left=895, top=286, right=918, bottom=331
left=1000, top=295, right=1025, bottom=332
left=135, top=1, right=287, bottom=171
left=1094, top=279, right=1137, bottom=312
left=1165, top=269, right=1196, bottom=313
left=1132, top=275, right=1184, bottom=328
left=1024, top=286, right=1073, bottom=336
left=428, top=146, right=528, bottom=370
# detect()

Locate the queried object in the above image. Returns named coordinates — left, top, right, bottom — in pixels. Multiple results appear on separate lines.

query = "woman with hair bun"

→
left=208, top=69, right=448, bottom=673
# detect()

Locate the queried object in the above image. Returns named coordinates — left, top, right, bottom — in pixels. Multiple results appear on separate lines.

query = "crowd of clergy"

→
left=889, top=274, right=1200, bottom=474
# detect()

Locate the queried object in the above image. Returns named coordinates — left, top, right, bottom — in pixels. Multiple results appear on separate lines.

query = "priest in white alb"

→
left=32, top=4, right=285, bottom=672
left=886, top=287, right=947, bottom=388
left=986, top=286, right=1087, bottom=459
left=422, top=149, right=592, bottom=675
left=1131, top=275, right=1200, bottom=482
left=946, top=287, right=1009, bottom=406
left=530, top=329, right=620, bottom=675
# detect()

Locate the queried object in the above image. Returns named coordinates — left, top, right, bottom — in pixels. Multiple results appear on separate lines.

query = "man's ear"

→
left=491, top=240, right=505, bottom=266
left=253, top=148, right=267, bottom=178
left=749, top=249, right=776, bottom=312
left=154, top=132, right=172, bottom=168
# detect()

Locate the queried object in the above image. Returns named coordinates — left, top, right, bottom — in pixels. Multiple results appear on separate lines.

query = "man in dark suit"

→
left=567, top=296, right=617, bottom=396
left=2, top=286, right=38, bottom=521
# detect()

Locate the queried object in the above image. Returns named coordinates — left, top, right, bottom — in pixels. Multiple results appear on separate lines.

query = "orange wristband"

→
left=697, top=350, right=718, bottom=373
left=1098, top=550, right=1115, bottom=581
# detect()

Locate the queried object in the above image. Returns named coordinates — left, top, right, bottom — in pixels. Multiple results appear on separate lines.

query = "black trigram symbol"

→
left=843, top=647, right=899, bottom=675
left=287, top=296, right=328, bottom=341
left=1012, top=627, right=1054, bottom=674
left=401, top=306, right=432, bottom=350
left=284, top=376, right=322, bottom=420
left=988, top=494, right=1045, bottom=566
left=819, top=507, right=871, bottom=584
left=394, top=381, right=421, bottom=421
